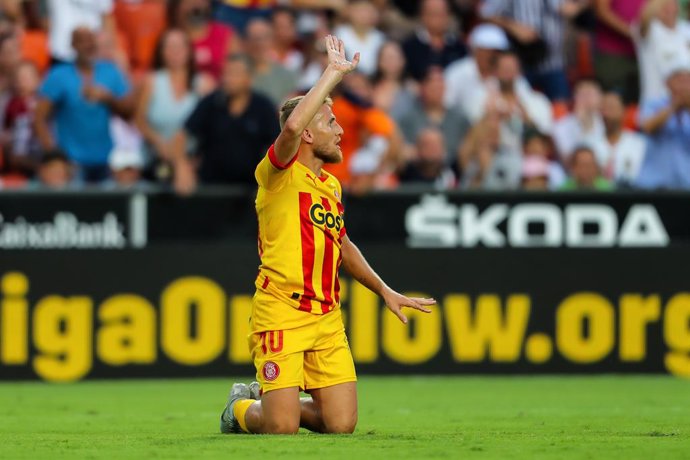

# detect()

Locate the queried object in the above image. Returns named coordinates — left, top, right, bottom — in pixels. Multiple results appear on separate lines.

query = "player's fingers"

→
left=338, top=38, right=345, bottom=56
left=409, top=297, right=437, bottom=306
left=352, top=52, right=361, bottom=67
left=389, top=305, right=408, bottom=324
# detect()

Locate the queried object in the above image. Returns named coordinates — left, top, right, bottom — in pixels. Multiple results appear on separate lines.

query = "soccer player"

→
left=220, top=35, right=436, bottom=435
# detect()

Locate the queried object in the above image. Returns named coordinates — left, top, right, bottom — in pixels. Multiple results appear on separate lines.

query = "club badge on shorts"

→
left=262, top=361, right=280, bottom=381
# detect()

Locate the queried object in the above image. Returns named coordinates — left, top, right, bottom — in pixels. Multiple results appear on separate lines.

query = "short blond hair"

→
left=279, top=96, right=333, bottom=129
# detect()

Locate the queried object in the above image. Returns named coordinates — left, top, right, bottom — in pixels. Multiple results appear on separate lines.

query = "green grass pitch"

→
left=1, top=376, right=689, bottom=459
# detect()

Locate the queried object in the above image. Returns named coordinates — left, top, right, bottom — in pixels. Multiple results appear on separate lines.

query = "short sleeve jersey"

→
left=255, top=145, right=346, bottom=315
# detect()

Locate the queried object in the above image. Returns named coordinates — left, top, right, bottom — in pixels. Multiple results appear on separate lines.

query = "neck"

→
left=228, top=91, right=251, bottom=114
left=606, top=123, right=623, bottom=143
left=76, top=59, right=93, bottom=71
left=298, top=148, right=325, bottom=177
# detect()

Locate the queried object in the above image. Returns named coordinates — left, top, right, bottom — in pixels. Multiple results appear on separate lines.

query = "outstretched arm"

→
left=274, top=35, right=360, bottom=165
left=341, top=235, right=435, bottom=323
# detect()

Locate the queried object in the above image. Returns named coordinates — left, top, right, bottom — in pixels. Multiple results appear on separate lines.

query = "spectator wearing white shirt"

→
left=600, top=91, right=646, bottom=186
left=552, top=78, right=606, bottom=162
left=333, top=0, right=385, bottom=76
left=47, top=0, right=115, bottom=63
left=466, top=50, right=553, bottom=155
left=444, top=23, right=510, bottom=119
left=634, top=0, right=690, bottom=103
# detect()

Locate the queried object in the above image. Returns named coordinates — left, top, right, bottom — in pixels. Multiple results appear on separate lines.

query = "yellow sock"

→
left=232, top=399, right=255, bottom=433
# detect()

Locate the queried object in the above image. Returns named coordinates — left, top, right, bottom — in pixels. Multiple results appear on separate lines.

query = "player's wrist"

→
left=324, top=65, right=346, bottom=80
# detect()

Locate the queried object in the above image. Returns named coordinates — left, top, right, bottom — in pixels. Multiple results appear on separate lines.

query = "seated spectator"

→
left=371, top=0, right=418, bottom=42
left=372, top=41, right=416, bottom=120
left=34, top=27, right=134, bottom=183
left=46, top=0, right=115, bottom=64
left=0, top=33, right=21, bottom=126
left=33, top=149, right=74, bottom=189
left=467, top=50, right=553, bottom=155
left=173, top=53, right=280, bottom=193
left=521, top=155, right=551, bottom=190
left=104, top=148, right=147, bottom=189
left=3, top=61, right=41, bottom=177
left=399, top=127, right=456, bottom=189
left=135, top=29, right=204, bottom=181
left=396, top=66, right=470, bottom=166
left=481, top=0, right=588, bottom=101
left=298, top=36, right=330, bottom=93
left=636, top=60, right=690, bottom=189
left=168, top=0, right=240, bottom=82
left=553, top=78, right=605, bottom=161
left=522, top=129, right=566, bottom=189
left=245, top=18, right=298, bottom=106
left=270, top=7, right=304, bottom=73
left=593, top=0, right=645, bottom=104
left=600, top=90, right=646, bottom=186
left=334, top=0, right=386, bottom=76
left=444, top=23, right=510, bottom=119
left=459, top=111, right=522, bottom=189
left=560, top=145, right=614, bottom=190
left=402, top=0, right=467, bottom=81
left=635, top=0, right=690, bottom=103
left=326, top=71, right=399, bottom=191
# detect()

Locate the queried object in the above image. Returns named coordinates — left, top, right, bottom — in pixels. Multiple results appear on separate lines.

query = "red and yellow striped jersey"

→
left=254, top=145, right=346, bottom=315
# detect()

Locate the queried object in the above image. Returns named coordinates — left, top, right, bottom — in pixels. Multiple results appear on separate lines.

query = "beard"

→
left=314, top=145, right=342, bottom=164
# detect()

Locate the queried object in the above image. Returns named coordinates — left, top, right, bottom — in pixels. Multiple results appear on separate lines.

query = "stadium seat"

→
left=114, top=0, right=167, bottom=72
left=552, top=101, right=570, bottom=120
left=624, top=104, right=639, bottom=130
left=575, top=33, right=594, bottom=78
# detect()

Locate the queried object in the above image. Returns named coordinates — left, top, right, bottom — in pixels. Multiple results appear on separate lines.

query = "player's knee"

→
left=323, top=414, right=357, bottom=434
left=264, top=419, right=300, bottom=435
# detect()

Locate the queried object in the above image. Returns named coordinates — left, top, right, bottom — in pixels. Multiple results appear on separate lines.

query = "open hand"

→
left=325, top=35, right=360, bottom=75
left=382, top=288, right=435, bottom=324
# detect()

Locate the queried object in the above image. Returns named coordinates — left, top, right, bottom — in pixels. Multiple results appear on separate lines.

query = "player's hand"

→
left=382, top=288, right=435, bottom=324
left=325, top=35, right=359, bottom=76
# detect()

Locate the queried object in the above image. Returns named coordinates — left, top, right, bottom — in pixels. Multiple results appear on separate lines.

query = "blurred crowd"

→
left=0, top=0, right=689, bottom=193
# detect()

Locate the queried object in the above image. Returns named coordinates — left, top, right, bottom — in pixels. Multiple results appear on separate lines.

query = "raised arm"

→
left=341, top=235, right=435, bottom=324
left=273, top=35, right=359, bottom=165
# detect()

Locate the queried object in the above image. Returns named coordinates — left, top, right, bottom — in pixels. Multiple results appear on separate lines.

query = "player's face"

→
left=311, top=104, right=343, bottom=164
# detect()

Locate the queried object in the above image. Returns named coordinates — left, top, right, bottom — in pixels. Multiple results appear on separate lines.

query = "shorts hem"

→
left=304, top=376, right=357, bottom=392
left=261, top=381, right=305, bottom=393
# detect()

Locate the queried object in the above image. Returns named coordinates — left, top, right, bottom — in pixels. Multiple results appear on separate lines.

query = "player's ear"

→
left=301, top=128, right=314, bottom=145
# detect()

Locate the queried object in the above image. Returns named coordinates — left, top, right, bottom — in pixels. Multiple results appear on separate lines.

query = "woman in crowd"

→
left=372, top=41, right=416, bottom=121
left=135, top=29, right=208, bottom=181
left=167, top=0, right=240, bottom=82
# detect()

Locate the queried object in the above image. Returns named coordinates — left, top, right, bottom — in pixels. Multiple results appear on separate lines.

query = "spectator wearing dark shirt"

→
left=399, top=127, right=456, bottom=189
left=173, top=53, right=280, bottom=194
left=402, top=0, right=467, bottom=81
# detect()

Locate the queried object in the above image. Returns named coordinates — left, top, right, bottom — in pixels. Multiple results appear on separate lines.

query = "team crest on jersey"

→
left=262, top=361, right=280, bottom=382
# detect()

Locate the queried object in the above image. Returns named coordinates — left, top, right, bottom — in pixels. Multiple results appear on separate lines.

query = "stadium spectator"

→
left=135, top=29, right=204, bottom=181
left=600, top=90, right=646, bottom=186
left=0, top=33, right=21, bottom=128
left=635, top=0, right=690, bottom=103
left=372, top=40, right=415, bottom=120
left=459, top=111, right=522, bottom=189
left=34, top=149, right=74, bottom=189
left=3, top=61, right=41, bottom=177
left=402, top=0, right=467, bottom=81
left=481, top=0, right=589, bottom=101
left=396, top=66, right=470, bottom=165
left=522, top=129, right=567, bottom=189
left=298, top=35, right=329, bottom=92
left=560, top=145, right=614, bottom=190
left=467, top=51, right=553, bottom=156
left=168, top=0, right=239, bottom=82
left=245, top=18, right=298, bottom=106
left=326, top=71, right=398, bottom=191
left=105, top=147, right=147, bottom=189
left=552, top=78, right=605, bottom=161
left=370, top=0, right=417, bottom=42
left=173, top=53, right=279, bottom=193
left=444, top=23, right=510, bottom=119
left=270, top=7, right=304, bottom=73
left=46, top=0, right=115, bottom=64
left=212, top=0, right=346, bottom=33
left=636, top=60, right=690, bottom=189
left=398, top=127, right=456, bottom=189
left=34, top=27, right=133, bottom=183
left=593, top=0, right=645, bottom=103
left=521, top=154, right=551, bottom=190
left=333, top=0, right=385, bottom=76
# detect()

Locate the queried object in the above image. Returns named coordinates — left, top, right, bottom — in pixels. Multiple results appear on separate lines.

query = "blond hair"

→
left=279, top=96, right=333, bottom=129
